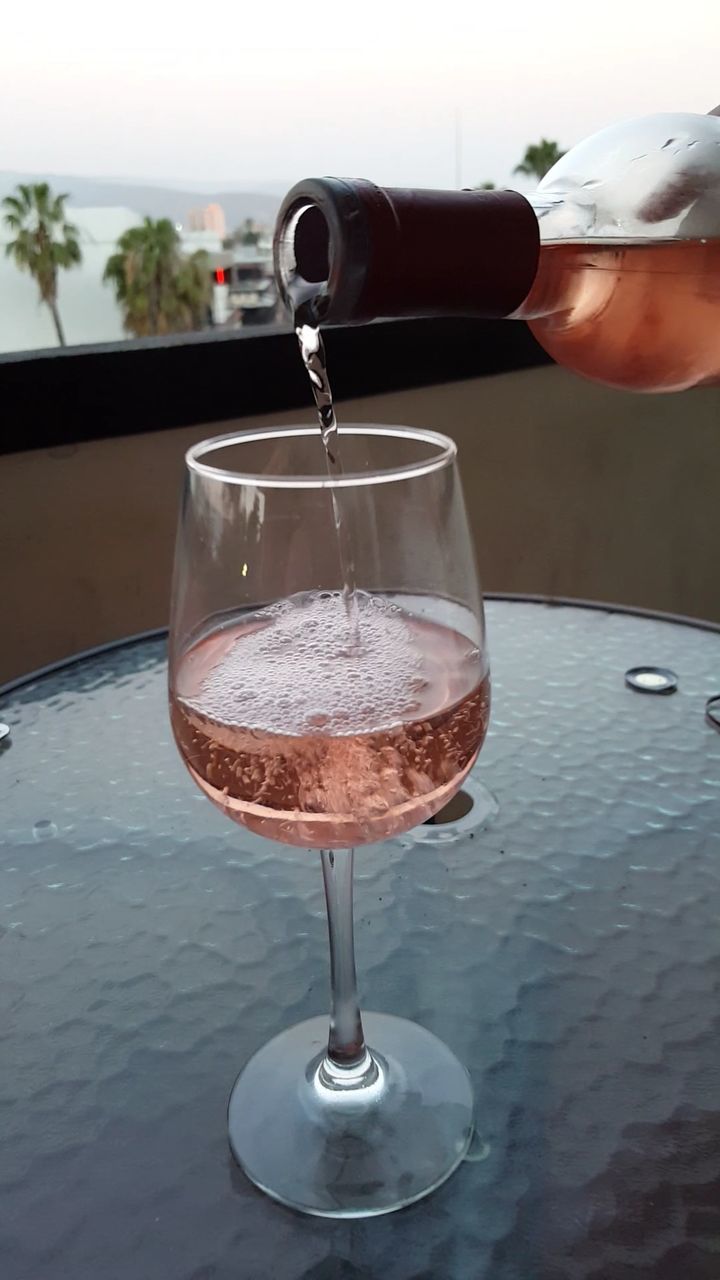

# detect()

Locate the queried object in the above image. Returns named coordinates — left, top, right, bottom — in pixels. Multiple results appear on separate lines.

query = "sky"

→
left=2, top=0, right=719, bottom=192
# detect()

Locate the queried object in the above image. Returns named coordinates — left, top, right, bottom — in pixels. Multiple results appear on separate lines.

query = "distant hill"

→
left=0, top=172, right=282, bottom=231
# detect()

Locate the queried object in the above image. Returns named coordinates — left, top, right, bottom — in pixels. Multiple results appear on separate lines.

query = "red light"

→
left=215, top=267, right=225, bottom=285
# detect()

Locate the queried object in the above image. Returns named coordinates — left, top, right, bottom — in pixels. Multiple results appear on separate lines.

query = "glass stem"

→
left=320, top=849, right=367, bottom=1069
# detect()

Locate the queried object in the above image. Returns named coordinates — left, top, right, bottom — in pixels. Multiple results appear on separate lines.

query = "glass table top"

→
left=2, top=600, right=719, bottom=1279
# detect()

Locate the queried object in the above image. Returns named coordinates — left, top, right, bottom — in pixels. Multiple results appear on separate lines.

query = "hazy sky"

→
left=2, top=0, right=719, bottom=190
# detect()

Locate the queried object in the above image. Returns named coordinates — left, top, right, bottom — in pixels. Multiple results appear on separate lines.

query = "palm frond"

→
left=2, top=194, right=25, bottom=219
left=16, top=184, right=34, bottom=211
left=50, top=193, right=71, bottom=223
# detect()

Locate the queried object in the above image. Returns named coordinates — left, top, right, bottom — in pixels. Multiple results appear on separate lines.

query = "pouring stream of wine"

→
left=293, top=297, right=360, bottom=643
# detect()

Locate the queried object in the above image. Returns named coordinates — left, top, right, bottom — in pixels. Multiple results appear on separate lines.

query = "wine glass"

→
left=168, top=424, right=490, bottom=1218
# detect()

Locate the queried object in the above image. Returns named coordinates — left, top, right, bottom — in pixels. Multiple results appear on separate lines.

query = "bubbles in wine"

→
left=171, top=593, right=490, bottom=847
left=185, top=591, right=426, bottom=736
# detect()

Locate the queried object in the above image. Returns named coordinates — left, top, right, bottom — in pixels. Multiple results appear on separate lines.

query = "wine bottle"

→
left=274, top=112, right=720, bottom=393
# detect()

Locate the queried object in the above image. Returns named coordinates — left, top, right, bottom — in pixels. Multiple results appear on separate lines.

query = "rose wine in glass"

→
left=169, top=424, right=489, bottom=1216
left=170, top=591, right=489, bottom=848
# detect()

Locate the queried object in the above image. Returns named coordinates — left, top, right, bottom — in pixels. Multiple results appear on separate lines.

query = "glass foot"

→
left=228, top=1012, right=474, bottom=1218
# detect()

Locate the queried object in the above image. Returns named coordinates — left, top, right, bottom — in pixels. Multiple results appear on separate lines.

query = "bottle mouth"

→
left=293, top=205, right=330, bottom=284
left=273, top=178, right=373, bottom=324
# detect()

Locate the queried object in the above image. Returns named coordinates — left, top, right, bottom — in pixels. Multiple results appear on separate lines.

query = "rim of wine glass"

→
left=185, top=424, right=456, bottom=489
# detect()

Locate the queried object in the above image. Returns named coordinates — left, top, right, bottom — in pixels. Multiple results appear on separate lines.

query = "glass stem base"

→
left=227, top=1012, right=474, bottom=1218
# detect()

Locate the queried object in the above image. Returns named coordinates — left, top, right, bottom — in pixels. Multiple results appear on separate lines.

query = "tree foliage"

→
left=2, top=182, right=81, bottom=345
left=513, top=139, right=566, bottom=181
left=224, top=218, right=262, bottom=249
left=104, top=217, right=211, bottom=337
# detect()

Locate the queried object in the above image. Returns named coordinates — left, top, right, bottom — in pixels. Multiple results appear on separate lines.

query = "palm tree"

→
left=175, top=251, right=212, bottom=331
left=2, top=182, right=81, bottom=346
left=514, top=139, right=566, bottom=182
left=104, top=218, right=211, bottom=337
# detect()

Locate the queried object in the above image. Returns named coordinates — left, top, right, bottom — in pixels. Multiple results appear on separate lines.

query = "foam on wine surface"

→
left=184, top=592, right=423, bottom=737
left=171, top=592, right=490, bottom=848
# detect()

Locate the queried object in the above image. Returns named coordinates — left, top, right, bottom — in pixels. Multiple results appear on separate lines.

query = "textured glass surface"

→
left=1, top=601, right=719, bottom=1279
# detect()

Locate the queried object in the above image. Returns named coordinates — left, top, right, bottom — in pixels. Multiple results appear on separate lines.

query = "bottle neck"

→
left=274, top=179, right=541, bottom=326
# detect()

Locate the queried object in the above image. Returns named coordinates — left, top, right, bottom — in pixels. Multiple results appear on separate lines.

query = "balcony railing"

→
left=0, top=318, right=549, bottom=453
left=2, top=317, right=719, bottom=683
